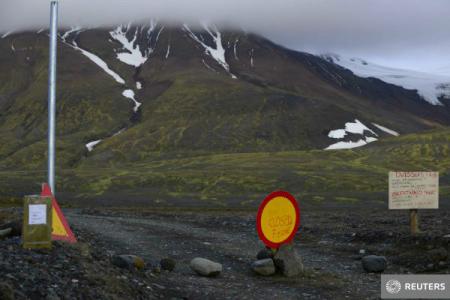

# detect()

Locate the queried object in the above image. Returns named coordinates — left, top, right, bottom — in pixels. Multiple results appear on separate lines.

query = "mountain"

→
left=0, top=23, right=449, bottom=204
left=321, top=53, right=450, bottom=106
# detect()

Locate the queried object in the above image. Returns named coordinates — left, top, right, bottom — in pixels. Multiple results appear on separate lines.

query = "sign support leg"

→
left=409, top=209, right=419, bottom=235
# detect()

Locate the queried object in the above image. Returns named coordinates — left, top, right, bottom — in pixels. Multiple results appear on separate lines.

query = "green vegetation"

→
left=0, top=128, right=448, bottom=208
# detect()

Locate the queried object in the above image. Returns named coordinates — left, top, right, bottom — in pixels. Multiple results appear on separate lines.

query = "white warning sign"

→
left=389, top=172, right=439, bottom=209
left=29, top=204, right=47, bottom=225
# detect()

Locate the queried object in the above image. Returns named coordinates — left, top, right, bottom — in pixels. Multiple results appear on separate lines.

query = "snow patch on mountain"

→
left=147, top=20, right=157, bottom=36
left=233, top=38, right=239, bottom=60
left=165, top=44, right=171, bottom=59
left=322, top=54, right=450, bottom=105
left=183, top=24, right=236, bottom=79
left=326, top=119, right=380, bottom=150
left=136, top=81, right=142, bottom=90
left=61, top=26, right=81, bottom=41
left=86, top=140, right=102, bottom=152
left=86, top=128, right=128, bottom=152
left=70, top=40, right=125, bottom=84
left=122, top=89, right=141, bottom=112
left=110, top=25, right=149, bottom=67
left=109, top=22, right=164, bottom=67
left=328, top=129, right=346, bottom=139
left=372, top=123, right=399, bottom=136
left=325, top=137, right=377, bottom=150
left=1, top=31, right=12, bottom=38
left=155, top=26, right=164, bottom=41
left=329, top=119, right=377, bottom=137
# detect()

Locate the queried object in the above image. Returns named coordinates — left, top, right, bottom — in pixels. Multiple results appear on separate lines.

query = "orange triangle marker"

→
left=41, top=183, right=77, bottom=243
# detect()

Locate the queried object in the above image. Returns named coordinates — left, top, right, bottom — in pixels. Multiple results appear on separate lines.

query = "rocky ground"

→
left=0, top=208, right=449, bottom=299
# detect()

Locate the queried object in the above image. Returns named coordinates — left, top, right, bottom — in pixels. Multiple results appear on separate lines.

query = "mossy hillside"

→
left=1, top=129, right=447, bottom=207
left=2, top=30, right=450, bottom=172
left=79, top=71, right=369, bottom=166
left=82, top=128, right=450, bottom=202
left=0, top=34, right=132, bottom=167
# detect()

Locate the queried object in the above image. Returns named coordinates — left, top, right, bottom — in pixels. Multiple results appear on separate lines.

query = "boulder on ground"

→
left=190, top=257, right=222, bottom=277
left=361, top=255, right=387, bottom=273
left=273, top=244, right=304, bottom=277
left=251, top=258, right=276, bottom=276
left=0, top=228, right=12, bottom=240
left=111, top=255, right=145, bottom=270
left=0, top=220, right=22, bottom=236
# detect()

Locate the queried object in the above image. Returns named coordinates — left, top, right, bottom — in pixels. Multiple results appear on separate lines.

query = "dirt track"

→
left=65, top=208, right=450, bottom=299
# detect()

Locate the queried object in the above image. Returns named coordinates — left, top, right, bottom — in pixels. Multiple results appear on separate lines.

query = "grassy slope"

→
left=0, top=33, right=133, bottom=169
left=1, top=128, right=448, bottom=208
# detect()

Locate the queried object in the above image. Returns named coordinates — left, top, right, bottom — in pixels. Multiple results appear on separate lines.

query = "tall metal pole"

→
left=48, top=1, right=58, bottom=194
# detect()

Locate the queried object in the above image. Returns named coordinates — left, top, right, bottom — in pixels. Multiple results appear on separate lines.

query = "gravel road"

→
left=66, top=209, right=440, bottom=299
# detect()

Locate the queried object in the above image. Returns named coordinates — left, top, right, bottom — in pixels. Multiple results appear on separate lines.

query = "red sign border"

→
left=256, top=190, right=300, bottom=249
left=41, top=183, right=77, bottom=243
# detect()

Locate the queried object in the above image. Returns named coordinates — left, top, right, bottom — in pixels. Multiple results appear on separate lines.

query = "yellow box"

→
left=22, top=195, right=52, bottom=249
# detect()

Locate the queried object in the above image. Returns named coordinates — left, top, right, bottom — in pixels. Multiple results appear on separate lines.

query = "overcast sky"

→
left=1, top=0, right=449, bottom=72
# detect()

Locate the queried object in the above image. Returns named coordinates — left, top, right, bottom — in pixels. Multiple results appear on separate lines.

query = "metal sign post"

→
left=47, top=1, right=59, bottom=194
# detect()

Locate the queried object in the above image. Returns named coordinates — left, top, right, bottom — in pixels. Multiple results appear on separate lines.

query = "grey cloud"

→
left=1, top=0, right=449, bottom=70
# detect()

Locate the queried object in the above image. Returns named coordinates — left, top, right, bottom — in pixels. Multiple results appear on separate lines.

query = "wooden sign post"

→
left=388, top=172, right=439, bottom=235
left=410, top=209, right=419, bottom=235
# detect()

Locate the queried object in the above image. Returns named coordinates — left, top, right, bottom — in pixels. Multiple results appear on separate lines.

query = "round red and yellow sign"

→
left=256, top=191, right=300, bottom=248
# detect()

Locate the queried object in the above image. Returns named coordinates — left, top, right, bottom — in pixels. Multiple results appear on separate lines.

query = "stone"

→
left=256, top=248, right=274, bottom=260
left=0, top=282, right=14, bottom=300
left=160, top=258, right=176, bottom=272
left=0, top=228, right=12, bottom=239
left=273, top=244, right=304, bottom=277
left=251, top=259, right=276, bottom=276
left=361, top=255, right=387, bottom=273
left=111, top=255, right=145, bottom=270
left=190, top=258, right=222, bottom=277
left=0, top=220, right=22, bottom=236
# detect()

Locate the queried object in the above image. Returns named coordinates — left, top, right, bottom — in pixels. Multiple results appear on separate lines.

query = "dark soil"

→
left=0, top=208, right=449, bottom=299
